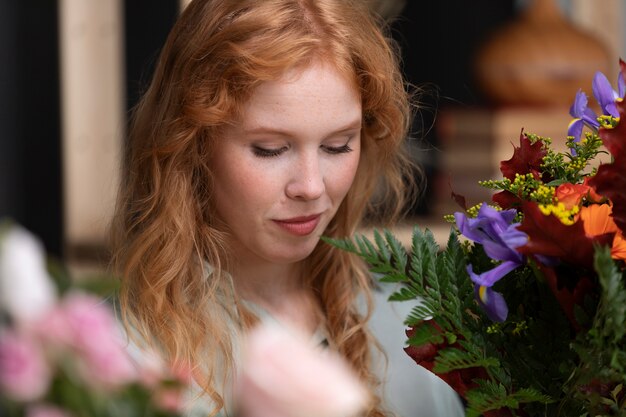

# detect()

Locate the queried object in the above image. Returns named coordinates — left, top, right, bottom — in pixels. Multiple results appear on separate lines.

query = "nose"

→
left=285, top=153, right=325, bottom=201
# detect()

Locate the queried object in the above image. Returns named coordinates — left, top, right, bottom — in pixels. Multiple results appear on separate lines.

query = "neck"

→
left=231, top=260, right=320, bottom=335
left=231, top=261, right=305, bottom=302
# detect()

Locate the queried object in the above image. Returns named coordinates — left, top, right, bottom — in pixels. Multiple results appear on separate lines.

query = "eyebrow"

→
left=242, top=118, right=362, bottom=138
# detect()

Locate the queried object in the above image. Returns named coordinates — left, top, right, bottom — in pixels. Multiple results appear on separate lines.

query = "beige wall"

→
left=59, top=0, right=124, bottom=256
left=571, top=0, right=624, bottom=81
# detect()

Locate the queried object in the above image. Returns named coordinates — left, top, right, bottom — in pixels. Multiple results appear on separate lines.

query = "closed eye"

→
left=252, top=145, right=289, bottom=158
left=322, top=144, right=353, bottom=154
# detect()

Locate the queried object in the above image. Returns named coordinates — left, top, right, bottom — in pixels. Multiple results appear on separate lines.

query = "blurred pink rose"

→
left=26, top=404, right=72, bottom=417
left=61, top=292, right=137, bottom=388
left=0, top=330, right=51, bottom=401
left=154, top=386, right=186, bottom=413
left=236, top=324, right=369, bottom=417
left=36, top=292, right=137, bottom=389
left=34, top=305, right=75, bottom=348
left=153, top=361, right=193, bottom=412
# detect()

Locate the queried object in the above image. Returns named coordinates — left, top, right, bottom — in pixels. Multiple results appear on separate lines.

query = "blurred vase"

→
left=474, top=0, right=610, bottom=107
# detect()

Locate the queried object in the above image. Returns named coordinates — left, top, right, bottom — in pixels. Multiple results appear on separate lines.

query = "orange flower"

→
left=581, top=177, right=604, bottom=203
left=555, top=183, right=592, bottom=210
left=579, top=204, right=626, bottom=260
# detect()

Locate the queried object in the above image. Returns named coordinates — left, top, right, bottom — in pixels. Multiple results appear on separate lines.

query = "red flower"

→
left=404, top=321, right=488, bottom=398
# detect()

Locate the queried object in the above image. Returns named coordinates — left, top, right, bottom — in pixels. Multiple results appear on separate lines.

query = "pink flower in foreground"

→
left=34, top=306, right=75, bottom=348
left=154, top=386, right=186, bottom=413
left=36, top=292, right=137, bottom=389
left=60, top=292, right=137, bottom=388
left=0, top=331, right=51, bottom=401
left=26, top=404, right=73, bottom=417
left=153, top=362, right=193, bottom=412
left=236, top=324, right=369, bottom=417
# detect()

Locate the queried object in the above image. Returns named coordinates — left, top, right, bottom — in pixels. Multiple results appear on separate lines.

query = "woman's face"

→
left=211, top=61, right=362, bottom=267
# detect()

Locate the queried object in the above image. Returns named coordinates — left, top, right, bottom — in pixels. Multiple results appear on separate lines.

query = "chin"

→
left=268, top=243, right=319, bottom=264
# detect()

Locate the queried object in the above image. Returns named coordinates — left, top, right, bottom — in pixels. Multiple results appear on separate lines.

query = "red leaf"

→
left=451, top=190, right=467, bottom=211
left=492, top=190, right=521, bottom=209
left=446, top=175, right=469, bottom=211
left=404, top=322, right=487, bottom=399
left=516, top=202, right=613, bottom=269
left=499, top=130, right=547, bottom=180
left=588, top=96, right=626, bottom=235
left=404, top=326, right=438, bottom=368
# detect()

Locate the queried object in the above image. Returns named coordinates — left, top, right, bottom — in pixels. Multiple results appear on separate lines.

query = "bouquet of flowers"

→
left=0, top=223, right=188, bottom=417
left=329, top=60, right=626, bottom=416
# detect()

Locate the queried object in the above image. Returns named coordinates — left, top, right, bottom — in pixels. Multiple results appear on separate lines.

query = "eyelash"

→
left=252, top=144, right=353, bottom=158
left=322, top=144, right=353, bottom=154
left=252, top=146, right=287, bottom=158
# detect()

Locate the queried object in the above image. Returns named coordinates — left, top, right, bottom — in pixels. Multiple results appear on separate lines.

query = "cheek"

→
left=328, top=151, right=361, bottom=198
left=212, top=155, right=261, bottom=214
left=220, top=165, right=275, bottom=209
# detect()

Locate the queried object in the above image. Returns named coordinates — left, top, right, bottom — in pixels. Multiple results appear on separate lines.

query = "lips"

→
left=273, top=214, right=321, bottom=236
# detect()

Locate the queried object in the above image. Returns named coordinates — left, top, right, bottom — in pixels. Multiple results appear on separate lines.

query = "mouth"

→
left=273, top=214, right=322, bottom=236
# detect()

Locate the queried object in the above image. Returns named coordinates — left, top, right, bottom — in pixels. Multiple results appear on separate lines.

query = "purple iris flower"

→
left=593, top=70, right=624, bottom=117
left=568, top=90, right=600, bottom=143
left=454, top=205, right=529, bottom=322
left=472, top=276, right=510, bottom=323
left=568, top=70, right=626, bottom=144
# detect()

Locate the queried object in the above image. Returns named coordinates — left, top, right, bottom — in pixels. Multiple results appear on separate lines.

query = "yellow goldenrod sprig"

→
left=538, top=202, right=580, bottom=225
left=598, top=114, right=619, bottom=129
left=480, top=173, right=542, bottom=202
left=528, top=184, right=555, bottom=205
left=525, top=132, right=552, bottom=147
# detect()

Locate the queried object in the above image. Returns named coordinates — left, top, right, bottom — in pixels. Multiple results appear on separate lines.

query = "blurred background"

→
left=1, top=0, right=624, bottom=268
left=0, top=1, right=624, bottom=416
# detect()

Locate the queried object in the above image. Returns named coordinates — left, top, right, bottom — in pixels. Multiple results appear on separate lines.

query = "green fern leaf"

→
left=433, top=347, right=500, bottom=374
left=594, top=245, right=626, bottom=343
left=373, top=229, right=391, bottom=261
left=322, top=236, right=357, bottom=253
left=377, top=272, right=410, bottom=283
left=465, top=381, right=553, bottom=416
left=388, top=286, right=419, bottom=302
left=384, top=228, right=408, bottom=272
left=405, top=321, right=445, bottom=346
left=404, top=304, right=436, bottom=326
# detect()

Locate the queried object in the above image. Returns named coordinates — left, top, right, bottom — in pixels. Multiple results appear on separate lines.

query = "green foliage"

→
left=541, top=131, right=605, bottom=184
left=432, top=347, right=499, bottom=374
left=326, top=228, right=559, bottom=415
left=569, top=247, right=626, bottom=416
left=326, top=226, right=626, bottom=416
left=465, top=381, right=552, bottom=417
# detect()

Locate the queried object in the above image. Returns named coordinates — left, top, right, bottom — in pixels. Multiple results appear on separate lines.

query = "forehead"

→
left=238, top=61, right=362, bottom=133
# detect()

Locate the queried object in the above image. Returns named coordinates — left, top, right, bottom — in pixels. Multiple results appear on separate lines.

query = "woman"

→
left=111, top=0, right=416, bottom=415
